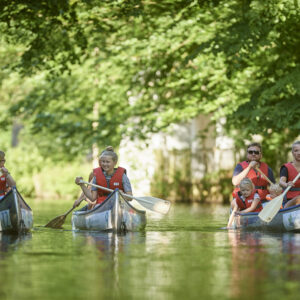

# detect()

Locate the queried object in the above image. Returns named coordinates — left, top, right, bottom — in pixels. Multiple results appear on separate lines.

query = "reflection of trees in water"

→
left=228, top=231, right=300, bottom=299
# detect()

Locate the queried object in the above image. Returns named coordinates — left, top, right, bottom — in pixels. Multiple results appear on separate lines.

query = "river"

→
left=1, top=201, right=300, bottom=300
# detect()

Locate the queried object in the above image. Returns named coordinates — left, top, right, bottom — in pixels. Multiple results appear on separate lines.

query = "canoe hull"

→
left=0, top=188, right=33, bottom=234
left=234, top=204, right=300, bottom=232
left=72, top=190, right=146, bottom=233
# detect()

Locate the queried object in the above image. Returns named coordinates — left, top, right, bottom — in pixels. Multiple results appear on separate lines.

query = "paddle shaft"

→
left=281, top=172, right=300, bottom=198
left=80, top=180, right=158, bottom=206
left=64, top=193, right=86, bottom=216
left=256, top=168, right=274, bottom=185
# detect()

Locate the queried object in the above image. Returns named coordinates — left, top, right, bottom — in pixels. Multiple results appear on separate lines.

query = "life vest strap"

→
left=255, top=186, right=267, bottom=190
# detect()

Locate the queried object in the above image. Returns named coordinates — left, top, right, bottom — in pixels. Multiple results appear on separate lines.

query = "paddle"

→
left=258, top=172, right=300, bottom=223
left=79, top=180, right=171, bottom=214
left=45, top=193, right=86, bottom=229
left=256, top=167, right=275, bottom=186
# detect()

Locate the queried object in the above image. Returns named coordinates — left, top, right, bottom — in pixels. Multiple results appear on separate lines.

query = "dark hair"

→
left=247, top=142, right=262, bottom=152
left=99, top=146, right=118, bottom=163
left=0, top=150, right=5, bottom=159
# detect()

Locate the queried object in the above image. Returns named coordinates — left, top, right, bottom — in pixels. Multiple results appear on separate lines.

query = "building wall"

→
left=119, top=115, right=235, bottom=202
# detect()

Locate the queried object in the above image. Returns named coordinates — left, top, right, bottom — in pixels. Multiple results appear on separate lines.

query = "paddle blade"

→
left=135, top=196, right=171, bottom=214
left=258, top=194, right=284, bottom=223
left=45, top=215, right=67, bottom=229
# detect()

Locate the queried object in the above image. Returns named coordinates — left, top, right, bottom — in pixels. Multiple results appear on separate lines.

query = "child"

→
left=265, top=183, right=283, bottom=201
left=227, top=178, right=262, bottom=228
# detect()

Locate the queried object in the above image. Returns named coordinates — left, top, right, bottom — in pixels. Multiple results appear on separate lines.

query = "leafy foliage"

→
left=0, top=0, right=299, bottom=162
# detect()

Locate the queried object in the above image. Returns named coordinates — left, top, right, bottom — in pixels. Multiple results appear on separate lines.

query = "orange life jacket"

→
left=93, top=167, right=126, bottom=204
left=235, top=190, right=262, bottom=212
left=233, top=161, right=269, bottom=200
left=0, top=174, right=7, bottom=197
left=283, top=162, right=300, bottom=200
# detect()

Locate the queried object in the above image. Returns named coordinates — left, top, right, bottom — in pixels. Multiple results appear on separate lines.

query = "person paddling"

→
left=75, top=146, right=133, bottom=208
left=0, top=150, right=16, bottom=200
left=227, top=178, right=262, bottom=228
left=232, top=142, right=275, bottom=204
left=280, top=141, right=300, bottom=208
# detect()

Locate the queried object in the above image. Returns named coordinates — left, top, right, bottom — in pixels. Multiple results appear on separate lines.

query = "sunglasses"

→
left=247, top=150, right=260, bottom=155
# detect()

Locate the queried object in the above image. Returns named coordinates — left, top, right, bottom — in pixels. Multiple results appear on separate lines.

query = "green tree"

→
left=0, top=0, right=299, bottom=163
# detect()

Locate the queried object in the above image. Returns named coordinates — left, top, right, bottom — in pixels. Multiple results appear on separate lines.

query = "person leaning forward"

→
left=280, top=140, right=300, bottom=208
left=75, top=146, right=133, bottom=209
left=232, top=142, right=275, bottom=202
left=0, top=150, right=16, bottom=200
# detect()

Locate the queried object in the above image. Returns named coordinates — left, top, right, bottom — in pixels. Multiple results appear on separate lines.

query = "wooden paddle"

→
left=80, top=180, right=171, bottom=214
left=45, top=193, right=86, bottom=229
left=258, top=172, right=300, bottom=223
left=256, top=167, right=275, bottom=186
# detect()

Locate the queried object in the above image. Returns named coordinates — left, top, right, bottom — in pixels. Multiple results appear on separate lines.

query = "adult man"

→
left=232, top=142, right=275, bottom=201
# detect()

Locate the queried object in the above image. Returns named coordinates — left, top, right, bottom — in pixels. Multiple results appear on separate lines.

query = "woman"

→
left=280, top=141, right=300, bottom=208
left=0, top=150, right=16, bottom=200
left=75, top=146, right=132, bottom=207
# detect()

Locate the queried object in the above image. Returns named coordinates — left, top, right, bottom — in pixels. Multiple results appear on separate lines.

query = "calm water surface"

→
left=1, top=201, right=300, bottom=300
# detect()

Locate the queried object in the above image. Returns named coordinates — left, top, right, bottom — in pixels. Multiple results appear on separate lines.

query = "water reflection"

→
left=72, top=231, right=146, bottom=299
left=72, top=231, right=146, bottom=256
left=0, top=232, right=32, bottom=256
left=228, top=230, right=300, bottom=254
left=228, top=230, right=300, bottom=299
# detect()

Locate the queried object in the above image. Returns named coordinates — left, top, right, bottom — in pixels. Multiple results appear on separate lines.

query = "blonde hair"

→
left=239, top=178, right=254, bottom=190
left=0, top=151, right=5, bottom=160
left=292, top=141, right=300, bottom=151
left=269, top=183, right=282, bottom=195
left=99, top=146, right=118, bottom=163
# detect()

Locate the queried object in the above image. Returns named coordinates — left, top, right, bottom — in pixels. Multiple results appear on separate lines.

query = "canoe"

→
left=233, top=204, right=300, bottom=232
left=71, top=189, right=146, bottom=233
left=0, top=187, right=33, bottom=234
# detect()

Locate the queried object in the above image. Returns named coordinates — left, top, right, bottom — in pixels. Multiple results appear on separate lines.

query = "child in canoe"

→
left=74, top=146, right=133, bottom=209
left=265, top=183, right=283, bottom=201
left=227, top=178, right=262, bottom=228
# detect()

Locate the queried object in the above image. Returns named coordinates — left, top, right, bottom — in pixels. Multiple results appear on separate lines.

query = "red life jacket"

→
left=235, top=190, right=262, bottom=212
left=93, top=167, right=126, bottom=204
left=283, top=162, right=300, bottom=200
left=0, top=174, right=7, bottom=197
left=233, top=161, right=269, bottom=200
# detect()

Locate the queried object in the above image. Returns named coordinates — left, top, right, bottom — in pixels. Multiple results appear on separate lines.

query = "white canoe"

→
left=72, top=189, right=146, bottom=233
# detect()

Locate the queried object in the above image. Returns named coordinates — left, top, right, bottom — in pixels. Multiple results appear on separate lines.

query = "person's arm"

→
left=121, top=173, right=133, bottom=200
left=1, top=167, right=16, bottom=187
left=279, top=166, right=294, bottom=189
left=73, top=173, right=94, bottom=207
left=227, top=204, right=238, bottom=229
left=75, top=176, right=97, bottom=202
left=232, top=161, right=258, bottom=186
left=240, top=196, right=261, bottom=213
